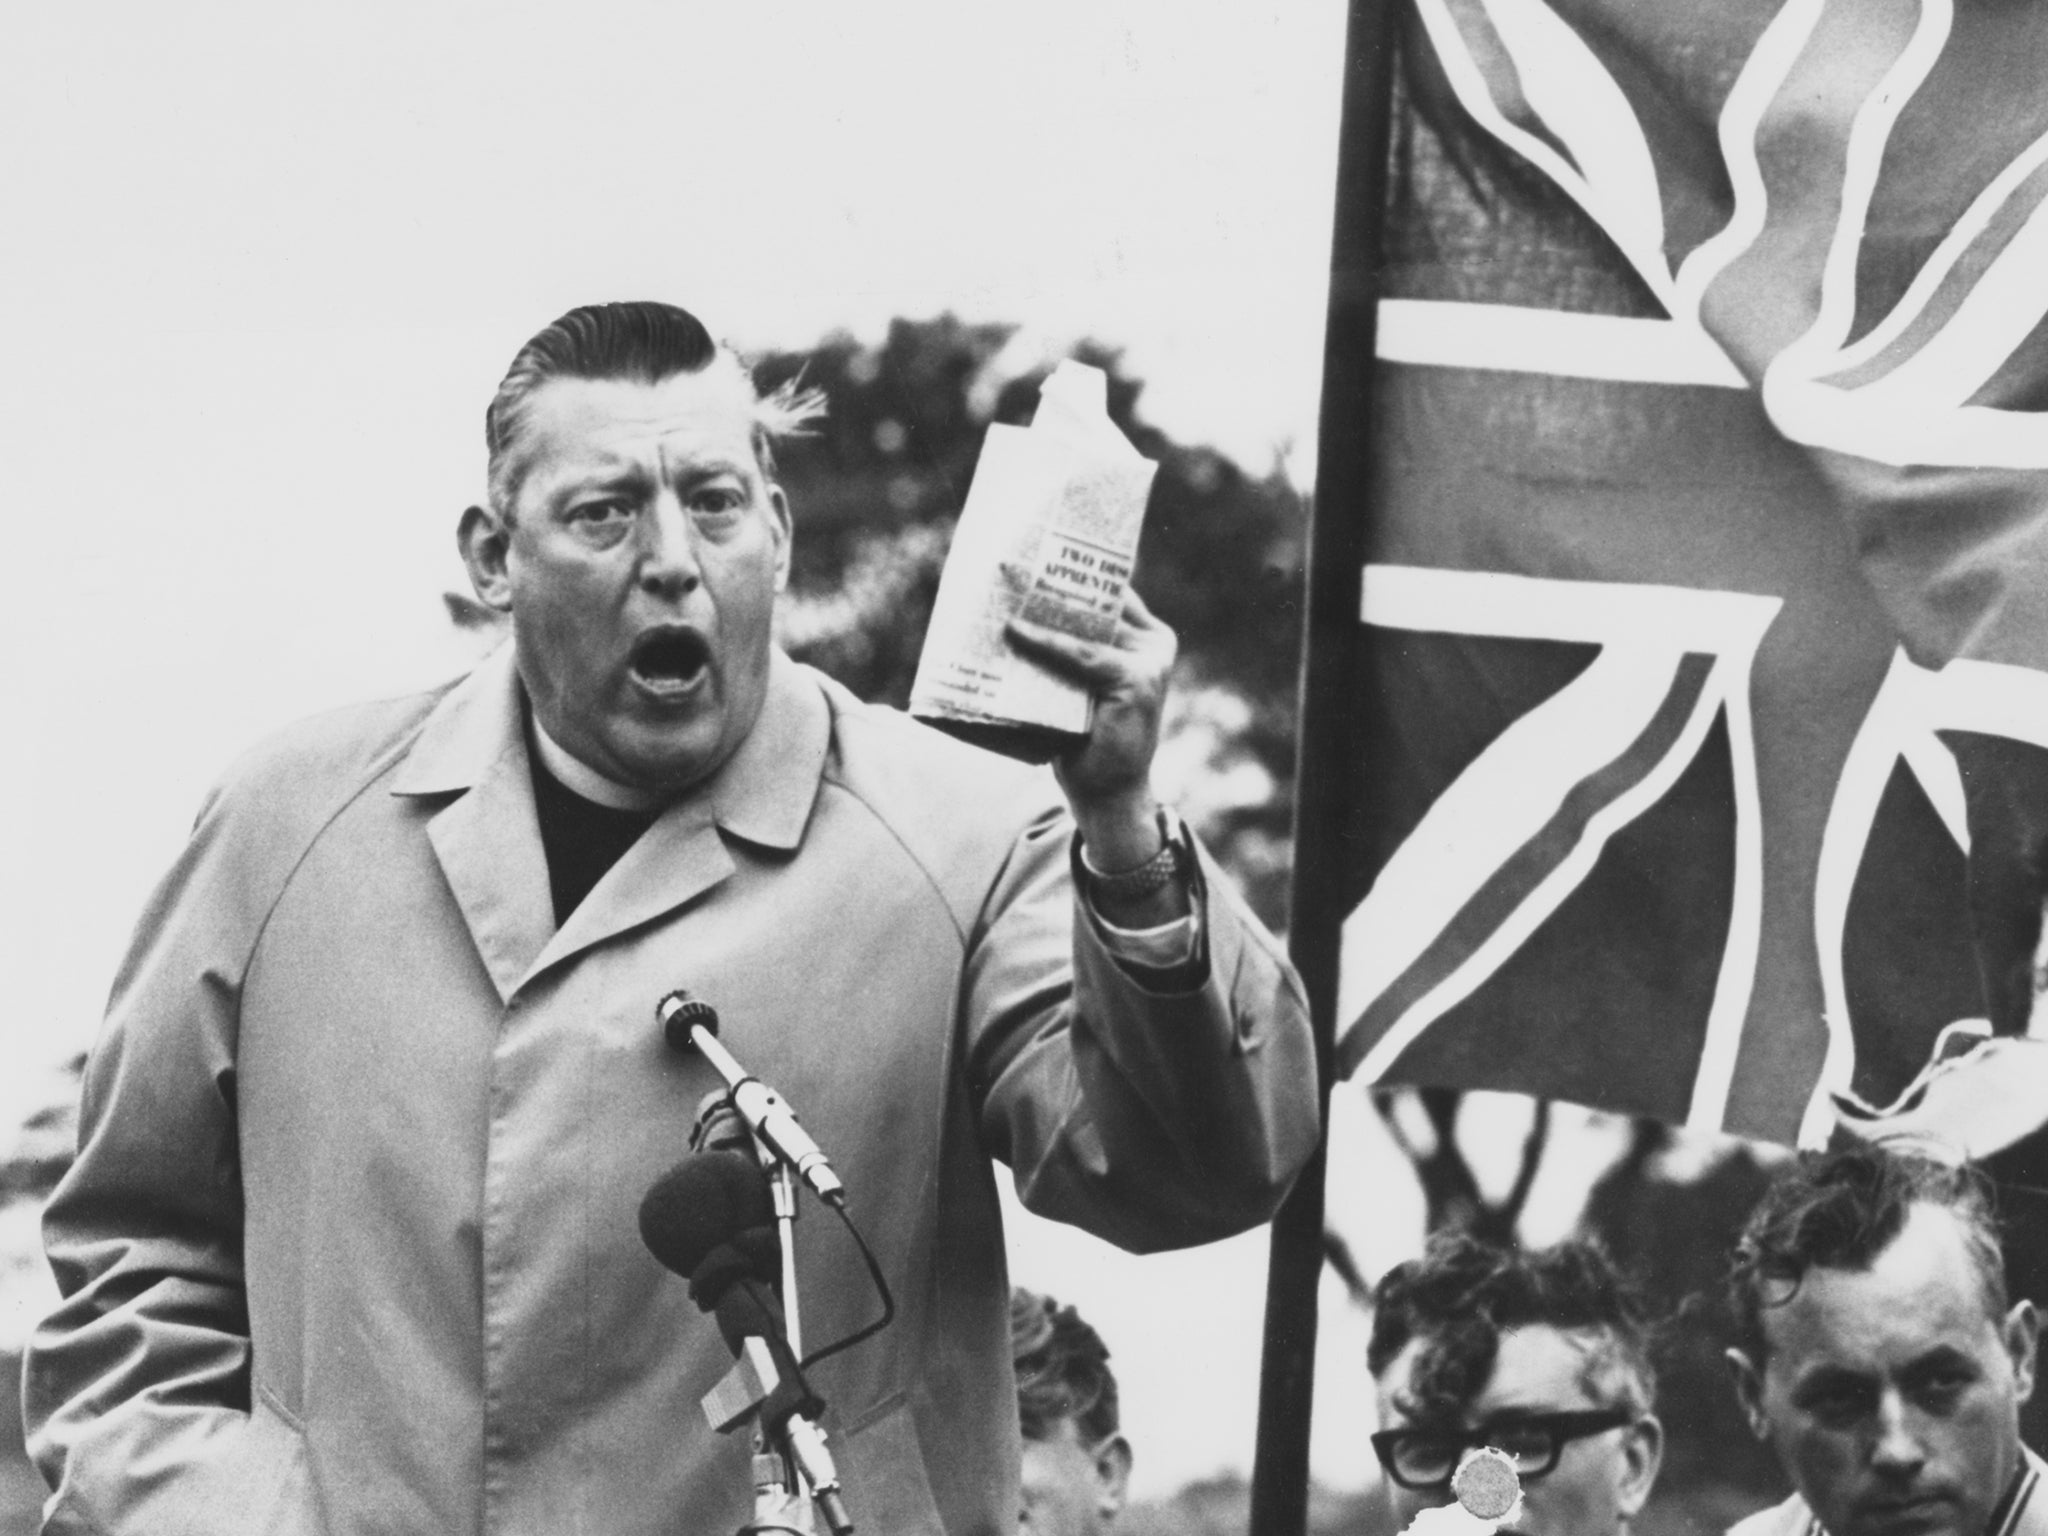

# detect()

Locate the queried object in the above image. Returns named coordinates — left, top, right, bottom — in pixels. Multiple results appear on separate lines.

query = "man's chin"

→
left=1846, top=1497, right=1961, bottom=1536
left=605, top=719, right=738, bottom=799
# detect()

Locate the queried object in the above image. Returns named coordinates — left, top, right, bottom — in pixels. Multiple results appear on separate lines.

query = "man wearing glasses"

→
left=1725, top=1144, right=2043, bottom=1536
left=1368, top=1232, right=1665, bottom=1535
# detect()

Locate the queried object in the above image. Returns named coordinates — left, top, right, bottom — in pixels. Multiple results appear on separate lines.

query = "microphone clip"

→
left=701, top=1334, right=824, bottom=1437
left=701, top=1328, right=853, bottom=1536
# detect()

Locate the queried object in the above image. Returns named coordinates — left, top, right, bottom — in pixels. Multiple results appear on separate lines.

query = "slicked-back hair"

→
left=1011, top=1288, right=1120, bottom=1447
left=1367, top=1233, right=1657, bottom=1427
left=483, top=300, right=824, bottom=518
left=1727, top=1143, right=2007, bottom=1362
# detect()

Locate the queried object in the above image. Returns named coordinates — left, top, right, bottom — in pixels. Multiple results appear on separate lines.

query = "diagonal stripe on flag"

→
left=1339, top=651, right=1716, bottom=1080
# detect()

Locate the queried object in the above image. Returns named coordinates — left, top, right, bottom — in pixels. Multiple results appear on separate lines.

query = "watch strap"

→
left=1081, top=808, right=1189, bottom=903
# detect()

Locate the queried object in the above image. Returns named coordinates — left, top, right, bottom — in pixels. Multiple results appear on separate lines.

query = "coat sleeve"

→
left=962, top=798, right=1319, bottom=1253
left=21, top=780, right=310, bottom=1536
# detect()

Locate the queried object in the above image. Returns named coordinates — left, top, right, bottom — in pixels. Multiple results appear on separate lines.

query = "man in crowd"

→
left=1726, top=1144, right=2044, bottom=1536
left=1012, top=1288, right=1132, bottom=1536
left=1368, top=1231, right=1665, bottom=1535
left=23, top=301, right=1317, bottom=1535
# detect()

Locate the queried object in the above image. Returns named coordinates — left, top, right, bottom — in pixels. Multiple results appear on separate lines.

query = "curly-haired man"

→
left=1368, top=1232, right=1664, bottom=1536
left=1012, top=1288, right=1132, bottom=1536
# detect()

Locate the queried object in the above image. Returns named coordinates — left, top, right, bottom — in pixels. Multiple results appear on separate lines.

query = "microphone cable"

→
left=797, top=1199, right=895, bottom=1371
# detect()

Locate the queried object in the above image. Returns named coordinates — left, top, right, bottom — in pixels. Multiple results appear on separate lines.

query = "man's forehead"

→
left=1023, top=1415, right=1096, bottom=1455
left=1760, top=1203, right=2001, bottom=1372
left=1376, top=1324, right=1605, bottom=1424
left=513, top=369, right=762, bottom=477
left=1473, top=1326, right=1607, bottom=1414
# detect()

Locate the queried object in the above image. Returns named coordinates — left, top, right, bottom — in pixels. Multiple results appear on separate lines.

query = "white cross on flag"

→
left=1332, top=0, right=2048, bottom=1145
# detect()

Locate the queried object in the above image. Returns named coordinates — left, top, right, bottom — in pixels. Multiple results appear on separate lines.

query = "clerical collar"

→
left=528, top=716, right=665, bottom=812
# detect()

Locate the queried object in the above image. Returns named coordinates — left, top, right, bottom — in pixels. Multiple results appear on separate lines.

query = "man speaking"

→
left=23, top=302, right=1318, bottom=1535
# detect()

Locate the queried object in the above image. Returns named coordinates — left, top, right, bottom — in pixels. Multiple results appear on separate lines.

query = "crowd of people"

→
left=15, top=301, right=2043, bottom=1535
left=1362, top=1141, right=2042, bottom=1536
left=1020, top=1137, right=2042, bottom=1536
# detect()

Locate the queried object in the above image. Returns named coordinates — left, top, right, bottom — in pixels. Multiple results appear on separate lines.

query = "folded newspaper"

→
left=909, top=360, right=1158, bottom=758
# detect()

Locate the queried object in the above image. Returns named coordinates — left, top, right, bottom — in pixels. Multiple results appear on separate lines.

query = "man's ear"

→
left=1615, top=1413, right=1665, bottom=1518
left=1092, top=1434, right=1133, bottom=1520
left=2006, top=1299, right=2039, bottom=1406
left=768, top=483, right=793, bottom=594
left=1725, top=1347, right=1769, bottom=1441
left=458, top=504, right=514, bottom=613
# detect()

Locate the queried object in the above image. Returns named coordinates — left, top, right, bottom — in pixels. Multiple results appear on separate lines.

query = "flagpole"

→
left=1248, top=0, right=1400, bottom=1530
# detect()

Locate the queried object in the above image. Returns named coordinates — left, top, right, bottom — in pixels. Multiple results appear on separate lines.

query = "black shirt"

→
left=529, top=750, right=659, bottom=926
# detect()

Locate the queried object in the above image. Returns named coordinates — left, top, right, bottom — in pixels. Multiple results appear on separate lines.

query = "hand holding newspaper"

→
left=909, top=360, right=1158, bottom=757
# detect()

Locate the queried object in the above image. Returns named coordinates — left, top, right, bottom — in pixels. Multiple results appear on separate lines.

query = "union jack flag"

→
left=1332, top=0, right=2048, bottom=1145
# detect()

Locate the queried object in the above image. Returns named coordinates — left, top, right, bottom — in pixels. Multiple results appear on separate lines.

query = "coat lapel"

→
left=2002, top=1446, right=2047, bottom=1536
left=524, top=803, right=734, bottom=986
left=392, top=645, right=834, bottom=1001
left=1803, top=1448, right=2048, bottom=1536
left=521, top=650, right=830, bottom=987
left=390, top=647, right=558, bottom=1004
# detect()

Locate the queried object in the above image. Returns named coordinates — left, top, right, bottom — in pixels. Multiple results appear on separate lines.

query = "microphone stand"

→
left=699, top=1262, right=853, bottom=1536
left=699, top=1333, right=828, bottom=1535
left=664, top=993, right=852, bottom=1535
left=746, top=1144, right=813, bottom=1533
left=768, top=1153, right=802, bottom=1361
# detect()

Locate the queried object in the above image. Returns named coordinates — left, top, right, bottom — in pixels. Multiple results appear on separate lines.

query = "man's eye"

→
left=691, top=486, right=746, bottom=516
left=1490, top=1425, right=1552, bottom=1459
left=1911, top=1372, right=1973, bottom=1411
left=570, top=500, right=632, bottom=524
left=1802, top=1386, right=1874, bottom=1426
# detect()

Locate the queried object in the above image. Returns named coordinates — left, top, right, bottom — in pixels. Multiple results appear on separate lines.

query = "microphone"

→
left=638, top=1156, right=854, bottom=1534
left=637, top=1151, right=778, bottom=1311
left=658, top=992, right=847, bottom=1206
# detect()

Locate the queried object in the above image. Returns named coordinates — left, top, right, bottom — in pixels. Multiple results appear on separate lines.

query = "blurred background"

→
left=0, top=4, right=1806, bottom=1531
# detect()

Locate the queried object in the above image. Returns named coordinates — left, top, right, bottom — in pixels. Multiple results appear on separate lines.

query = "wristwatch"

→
left=1080, top=807, right=1190, bottom=904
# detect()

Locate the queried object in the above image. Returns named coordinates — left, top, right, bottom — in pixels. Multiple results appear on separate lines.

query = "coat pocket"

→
left=44, top=1389, right=310, bottom=1536
left=835, top=1395, right=945, bottom=1536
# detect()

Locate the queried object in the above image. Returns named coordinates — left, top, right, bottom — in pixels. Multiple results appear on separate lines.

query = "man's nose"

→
left=1869, top=1394, right=1927, bottom=1475
left=637, top=494, right=703, bottom=597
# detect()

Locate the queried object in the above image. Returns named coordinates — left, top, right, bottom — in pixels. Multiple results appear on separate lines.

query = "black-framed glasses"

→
left=1370, top=1408, right=1636, bottom=1490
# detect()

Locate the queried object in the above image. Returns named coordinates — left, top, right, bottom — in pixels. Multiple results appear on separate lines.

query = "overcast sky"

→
left=0, top=1, right=1361, bottom=1498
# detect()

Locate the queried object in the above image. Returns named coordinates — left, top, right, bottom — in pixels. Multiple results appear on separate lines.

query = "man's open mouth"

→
left=629, top=629, right=711, bottom=691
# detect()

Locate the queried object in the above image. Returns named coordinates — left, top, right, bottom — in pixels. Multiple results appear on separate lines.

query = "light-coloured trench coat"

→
left=24, top=647, right=1317, bottom=1536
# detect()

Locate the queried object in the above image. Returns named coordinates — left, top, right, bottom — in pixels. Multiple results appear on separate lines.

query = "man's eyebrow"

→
left=668, top=456, right=754, bottom=484
left=1904, top=1345, right=1981, bottom=1375
left=534, top=462, right=651, bottom=501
